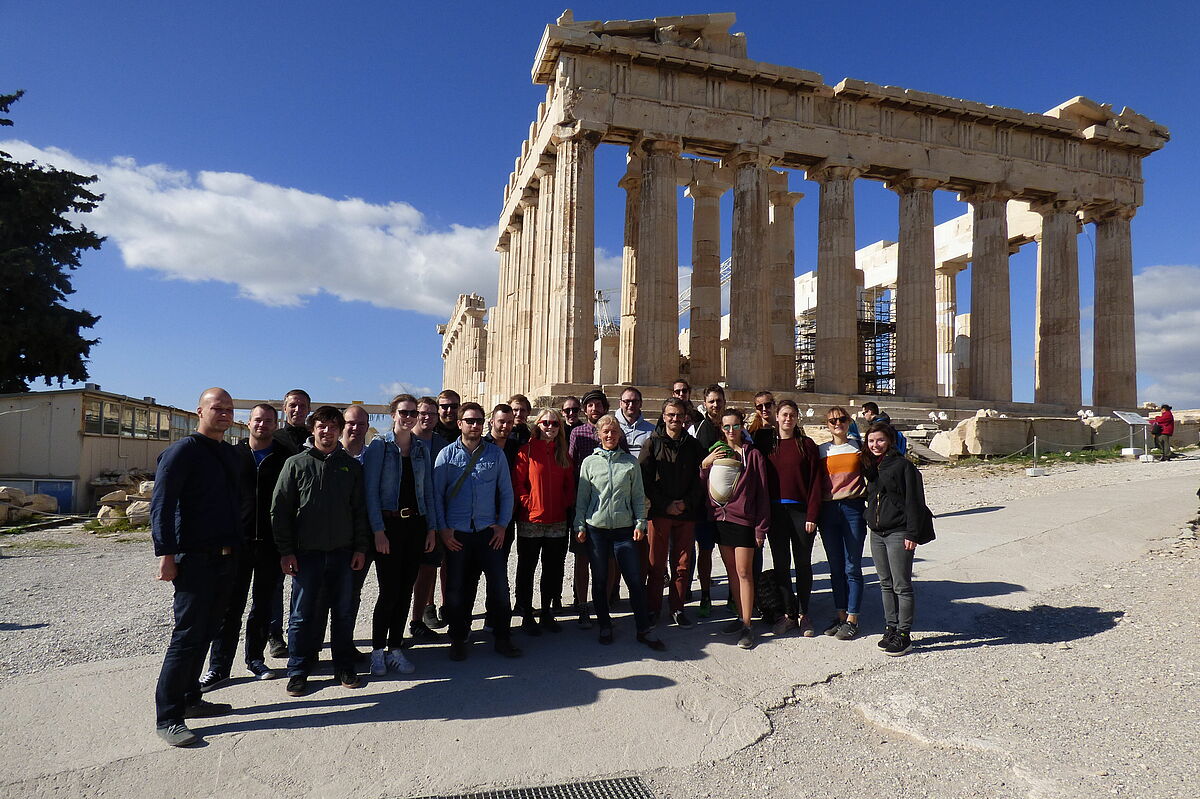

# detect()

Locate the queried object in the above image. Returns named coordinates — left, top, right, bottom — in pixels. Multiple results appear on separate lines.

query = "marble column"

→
left=962, top=185, right=1015, bottom=403
left=726, top=149, right=773, bottom=391
left=617, top=154, right=642, bottom=385
left=1087, top=204, right=1138, bottom=407
left=1032, top=200, right=1083, bottom=407
left=685, top=181, right=724, bottom=388
left=530, top=157, right=555, bottom=392
left=503, top=221, right=523, bottom=399
left=514, top=191, right=538, bottom=396
left=935, top=261, right=966, bottom=396
left=808, top=163, right=862, bottom=395
left=768, top=177, right=803, bottom=390
left=549, top=126, right=600, bottom=385
left=889, top=176, right=941, bottom=399
left=488, top=235, right=510, bottom=402
left=636, top=138, right=681, bottom=385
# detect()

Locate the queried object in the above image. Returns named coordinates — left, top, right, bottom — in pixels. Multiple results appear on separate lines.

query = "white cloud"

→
left=1134, top=264, right=1200, bottom=409
left=379, top=381, right=436, bottom=402
left=2, top=140, right=497, bottom=318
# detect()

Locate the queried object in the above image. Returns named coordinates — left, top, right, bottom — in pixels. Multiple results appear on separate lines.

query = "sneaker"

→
left=198, top=669, right=227, bottom=693
left=494, top=639, right=522, bottom=658
left=834, top=620, right=859, bottom=640
left=637, top=632, right=666, bottom=652
left=722, top=618, right=744, bottom=634
left=884, top=632, right=912, bottom=657
left=521, top=615, right=542, bottom=636
left=823, top=618, right=843, bottom=636
left=878, top=626, right=898, bottom=649
left=247, top=660, right=277, bottom=680
left=772, top=615, right=798, bottom=637
left=338, top=670, right=362, bottom=689
left=156, top=722, right=198, bottom=747
left=798, top=615, right=815, bottom=638
left=409, top=619, right=438, bottom=641
left=724, top=596, right=737, bottom=614
left=672, top=610, right=693, bottom=628
left=387, top=648, right=416, bottom=674
left=598, top=627, right=614, bottom=645
left=698, top=596, right=712, bottom=618
left=370, top=649, right=388, bottom=676
left=449, top=640, right=468, bottom=661
left=737, top=627, right=755, bottom=649
left=268, top=635, right=288, bottom=659
left=577, top=611, right=594, bottom=630
left=646, top=612, right=659, bottom=631
left=286, top=675, right=308, bottom=696
left=183, top=699, right=233, bottom=719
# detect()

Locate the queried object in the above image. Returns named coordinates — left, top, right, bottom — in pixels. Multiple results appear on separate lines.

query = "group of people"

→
left=150, top=382, right=933, bottom=747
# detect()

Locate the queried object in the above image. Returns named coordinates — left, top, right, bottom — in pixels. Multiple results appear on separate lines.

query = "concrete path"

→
left=2, top=462, right=1197, bottom=799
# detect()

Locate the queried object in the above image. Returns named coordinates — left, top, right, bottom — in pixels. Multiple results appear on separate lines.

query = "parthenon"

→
left=441, top=11, right=1168, bottom=410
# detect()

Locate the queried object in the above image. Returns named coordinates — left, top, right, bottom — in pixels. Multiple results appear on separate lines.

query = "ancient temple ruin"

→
left=440, top=11, right=1168, bottom=410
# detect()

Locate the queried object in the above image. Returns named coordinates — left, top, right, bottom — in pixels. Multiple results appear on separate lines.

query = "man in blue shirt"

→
left=434, top=401, right=519, bottom=661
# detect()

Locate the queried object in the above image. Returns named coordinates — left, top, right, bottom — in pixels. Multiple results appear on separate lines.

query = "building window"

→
left=171, top=413, right=190, bottom=441
left=103, top=402, right=120, bottom=436
left=158, top=412, right=170, bottom=440
left=134, top=408, right=150, bottom=439
left=83, top=400, right=102, bottom=434
left=121, top=407, right=135, bottom=438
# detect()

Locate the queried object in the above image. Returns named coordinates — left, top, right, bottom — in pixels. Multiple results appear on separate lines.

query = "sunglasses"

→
left=395, top=409, right=418, bottom=418
left=539, top=420, right=560, bottom=427
left=755, top=402, right=775, bottom=410
left=721, top=423, right=743, bottom=431
left=562, top=407, right=579, bottom=414
left=460, top=417, right=485, bottom=426
left=827, top=416, right=851, bottom=425
left=439, top=403, right=460, bottom=411
left=417, top=410, right=435, bottom=417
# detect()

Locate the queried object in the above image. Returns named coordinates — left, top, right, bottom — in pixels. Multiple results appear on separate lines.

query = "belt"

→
left=383, top=508, right=419, bottom=519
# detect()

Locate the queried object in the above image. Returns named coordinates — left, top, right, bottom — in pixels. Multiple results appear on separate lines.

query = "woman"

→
left=701, top=408, right=769, bottom=650
left=756, top=399, right=823, bottom=637
left=575, top=415, right=664, bottom=650
left=817, top=406, right=868, bottom=641
left=861, top=422, right=932, bottom=656
left=513, top=408, right=575, bottom=635
left=362, top=393, right=439, bottom=676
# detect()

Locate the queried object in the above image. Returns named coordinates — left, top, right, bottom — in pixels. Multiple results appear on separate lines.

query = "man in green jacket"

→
left=272, top=406, right=370, bottom=696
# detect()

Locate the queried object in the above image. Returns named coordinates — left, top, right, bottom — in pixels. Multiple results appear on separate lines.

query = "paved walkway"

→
left=2, top=461, right=1197, bottom=798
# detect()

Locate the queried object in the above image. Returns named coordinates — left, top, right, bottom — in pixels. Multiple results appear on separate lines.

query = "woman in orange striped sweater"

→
left=817, top=406, right=868, bottom=640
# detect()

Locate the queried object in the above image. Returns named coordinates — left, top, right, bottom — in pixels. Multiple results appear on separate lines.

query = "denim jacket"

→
left=363, top=430, right=440, bottom=533
left=433, top=439, right=513, bottom=533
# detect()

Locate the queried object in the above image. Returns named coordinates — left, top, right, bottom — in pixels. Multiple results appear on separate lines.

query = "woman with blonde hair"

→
left=513, top=408, right=575, bottom=634
left=817, top=405, right=868, bottom=641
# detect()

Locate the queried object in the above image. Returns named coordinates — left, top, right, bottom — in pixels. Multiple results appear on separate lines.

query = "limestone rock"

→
left=97, top=505, right=125, bottom=527
left=6, top=505, right=34, bottom=522
left=0, top=486, right=28, bottom=506
left=125, top=500, right=151, bottom=527
left=23, top=494, right=58, bottom=514
left=930, top=428, right=966, bottom=458
left=1029, top=418, right=1092, bottom=452
left=959, top=416, right=1031, bottom=456
left=136, top=481, right=155, bottom=498
left=1084, top=416, right=1131, bottom=448
left=99, top=490, right=129, bottom=505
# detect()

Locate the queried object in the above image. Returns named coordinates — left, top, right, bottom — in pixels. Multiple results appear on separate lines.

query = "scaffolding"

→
left=795, top=309, right=816, bottom=392
left=792, top=289, right=896, bottom=395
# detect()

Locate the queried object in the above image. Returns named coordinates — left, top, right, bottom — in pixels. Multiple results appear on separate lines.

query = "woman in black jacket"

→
left=861, top=422, right=932, bottom=656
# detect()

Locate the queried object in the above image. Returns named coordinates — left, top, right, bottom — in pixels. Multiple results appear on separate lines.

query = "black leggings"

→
left=371, top=515, right=426, bottom=650
left=768, top=503, right=817, bottom=616
left=515, top=535, right=569, bottom=614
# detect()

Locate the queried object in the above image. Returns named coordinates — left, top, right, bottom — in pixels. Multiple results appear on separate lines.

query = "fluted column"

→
left=808, top=163, right=862, bottom=395
left=889, top=176, right=941, bottom=398
left=1087, top=204, right=1138, bottom=407
left=768, top=177, right=803, bottom=389
left=961, top=185, right=1015, bottom=402
left=503, top=221, right=523, bottom=399
left=685, top=181, right=724, bottom=388
left=617, top=154, right=642, bottom=385
left=1032, top=200, right=1083, bottom=407
left=530, top=157, right=555, bottom=391
left=636, top=138, right=681, bottom=384
left=488, top=235, right=510, bottom=401
left=935, top=262, right=966, bottom=396
left=514, top=191, right=538, bottom=395
left=549, top=126, right=600, bottom=385
left=725, top=148, right=774, bottom=390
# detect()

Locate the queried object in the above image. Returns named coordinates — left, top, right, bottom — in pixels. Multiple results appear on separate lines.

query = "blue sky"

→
left=4, top=1, right=1198, bottom=409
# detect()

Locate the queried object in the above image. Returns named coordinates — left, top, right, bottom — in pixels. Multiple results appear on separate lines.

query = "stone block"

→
left=959, top=416, right=1032, bottom=456
left=125, top=500, right=151, bottom=527
left=0, top=486, right=28, bottom=506
left=1028, top=418, right=1092, bottom=453
left=7, top=505, right=34, bottom=522
left=99, top=490, right=129, bottom=505
left=97, top=505, right=125, bottom=527
left=1083, top=417, right=1131, bottom=449
left=23, top=494, right=58, bottom=514
left=137, top=481, right=155, bottom=497
left=930, top=428, right=966, bottom=458
left=1173, top=421, right=1199, bottom=446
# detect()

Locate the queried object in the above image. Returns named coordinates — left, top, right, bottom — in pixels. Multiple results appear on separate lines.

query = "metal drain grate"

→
left=411, top=776, right=654, bottom=799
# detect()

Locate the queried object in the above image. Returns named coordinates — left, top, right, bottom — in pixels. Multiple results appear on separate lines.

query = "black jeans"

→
left=515, top=535, right=569, bottom=615
left=207, top=540, right=283, bottom=675
left=445, top=529, right=512, bottom=642
left=767, top=503, right=817, bottom=617
left=870, top=530, right=915, bottom=632
left=372, top=515, right=426, bottom=650
left=154, top=551, right=236, bottom=727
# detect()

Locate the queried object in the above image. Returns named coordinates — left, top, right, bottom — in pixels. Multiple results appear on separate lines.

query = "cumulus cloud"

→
left=379, top=381, right=437, bottom=401
left=2, top=140, right=497, bottom=318
left=1134, top=264, right=1200, bottom=408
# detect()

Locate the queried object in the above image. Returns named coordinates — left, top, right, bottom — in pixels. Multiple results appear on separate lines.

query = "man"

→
left=341, top=404, right=371, bottom=463
left=690, top=383, right=726, bottom=451
left=561, top=395, right=584, bottom=433
left=861, top=401, right=905, bottom=454
left=640, top=398, right=705, bottom=628
left=507, top=393, right=533, bottom=447
left=672, top=379, right=704, bottom=428
left=617, top=387, right=655, bottom=459
left=198, top=403, right=294, bottom=694
left=272, top=406, right=371, bottom=696
left=485, top=403, right=522, bottom=471
left=274, top=389, right=311, bottom=451
left=433, top=389, right=461, bottom=443
left=687, top=383, right=726, bottom=616
left=410, top=396, right=450, bottom=637
left=434, top=401, right=520, bottom=660
left=151, top=388, right=242, bottom=747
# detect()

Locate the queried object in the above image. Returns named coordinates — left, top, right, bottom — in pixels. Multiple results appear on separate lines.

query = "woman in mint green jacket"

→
left=575, top=415, right=664, bottom=651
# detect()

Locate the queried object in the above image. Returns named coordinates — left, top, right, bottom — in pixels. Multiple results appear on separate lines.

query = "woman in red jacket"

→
left=513, top=408, right=575, bottom=634
left=1152, top=405, right=1175, bottom=461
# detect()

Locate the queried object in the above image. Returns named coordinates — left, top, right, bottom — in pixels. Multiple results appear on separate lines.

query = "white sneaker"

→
left=370, top=648, right=388, bottom=676
left=386, top=648, right=415, bottom=674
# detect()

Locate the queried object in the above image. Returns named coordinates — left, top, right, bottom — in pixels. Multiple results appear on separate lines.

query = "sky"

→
left=3, top=1, right=1198, bottom=410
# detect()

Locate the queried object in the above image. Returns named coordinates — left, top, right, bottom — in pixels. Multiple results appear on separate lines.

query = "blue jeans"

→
left=444, top=529, right=512, bottom=642
left=587, top=525, right=651, bottom=633
left=818, top=499, right=867, bottom=615
left=155, top=550, right=236, bottom=727
left=287, top=548, right=356, bottom=676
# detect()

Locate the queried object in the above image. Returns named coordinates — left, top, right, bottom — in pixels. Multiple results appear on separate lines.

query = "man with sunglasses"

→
left=672, top=379, right=704, bottom=428
left=617, top=387, right=655, bottom=459
left=561, top=396, right=584, bottom=433
left=433, top=402, right=520, bottom=660
left=433, top=389, right=461, bottom=444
